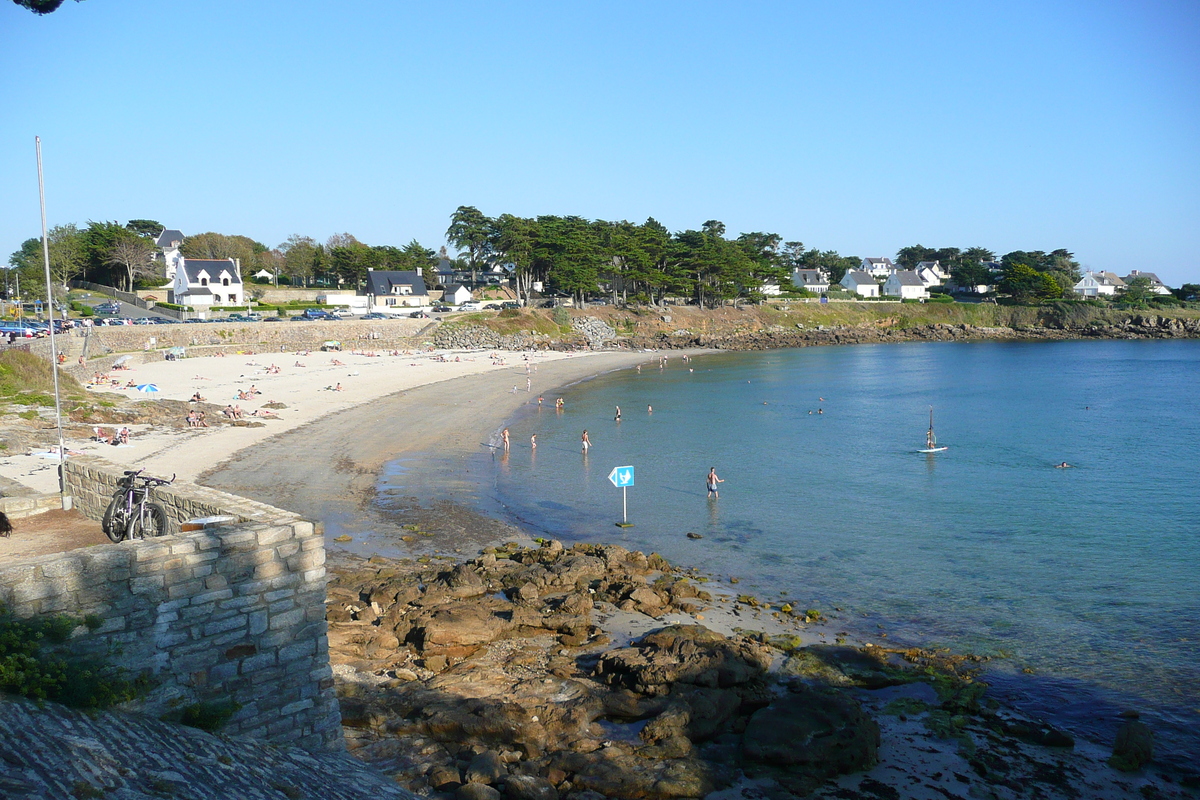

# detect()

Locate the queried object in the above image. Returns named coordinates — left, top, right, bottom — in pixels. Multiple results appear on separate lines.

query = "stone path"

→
left=0, top=696, right=419, bottom=800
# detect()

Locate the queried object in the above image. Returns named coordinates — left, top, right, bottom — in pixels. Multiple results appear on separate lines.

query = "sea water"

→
left=384, top=339, right=1200, bottom=766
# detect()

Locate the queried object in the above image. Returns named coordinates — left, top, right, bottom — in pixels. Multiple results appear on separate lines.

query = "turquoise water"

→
left=385, top=340, right=1200, bottom=765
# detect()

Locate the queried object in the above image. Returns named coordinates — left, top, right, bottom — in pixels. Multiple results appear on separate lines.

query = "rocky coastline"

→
left=432, top=312, right=1200, bottom=353
left=325, top=540, right=1188, bottom=799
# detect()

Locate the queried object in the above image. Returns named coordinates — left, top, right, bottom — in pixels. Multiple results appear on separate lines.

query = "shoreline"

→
left=2, top=341, right=1194, bottom=792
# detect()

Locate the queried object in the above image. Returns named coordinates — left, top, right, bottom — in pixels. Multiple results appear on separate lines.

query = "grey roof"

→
left=155, top=229, right=184, bottom=247
left=444, top=283, right=470, bottom=295
left=889, top=270, right=925, bottom=287
left=792, top=269, right=828, bottom=285
left=364, top=269, right=428, bottom=297
left=179, top=286, right=213, bottom=296
left=1097, top=271, right=1126, bottom=287
left=180, top=258, right=241, bottom=285
left=1123, top=271, right=1164, bottom=285
left=863, top=257, right=894, bottom=265
left=435, top=258, right=457, bottom=275
left=842, top=270, right=875, bottom=285
left=916, top=261, right=941, bottom=270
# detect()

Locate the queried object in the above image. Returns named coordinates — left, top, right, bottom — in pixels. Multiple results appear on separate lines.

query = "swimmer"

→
left=706, top=467, right=724, bottom=499
left=1056, top=462, right=1072, bottom=468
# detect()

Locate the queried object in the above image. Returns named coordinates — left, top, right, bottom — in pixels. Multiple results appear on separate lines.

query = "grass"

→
left=0, top=350, right=84, bottom=402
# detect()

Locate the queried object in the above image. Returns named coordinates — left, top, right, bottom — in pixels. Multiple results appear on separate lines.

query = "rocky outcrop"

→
left=741, top=686, right=880, bottom=794
left=432, top=325, right=562, bottom=351
left=571, top=317, right=617, bottom=349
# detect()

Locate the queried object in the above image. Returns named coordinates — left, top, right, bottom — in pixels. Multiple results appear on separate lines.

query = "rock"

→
left=408, top=600, right=513, bottom=650
left=1109, top=719, right=1153, bottom=771
left=781, top=645, right=907, bottom=689
left=466, top=750, right=506, bottom=784
left=595, top=625, right=771, bottom=695
left=429, top=765, right=462, bottom=790
left=516, top=582, right=540, bottom=604
left=742, top=686, right=879, bottom=795
left=444, top=564, right=488, bottom=598
left=552, top=749, right=721, bottom=800
left=685, top=532, right=702, bottom=540
left=503, top=774, right=559, bottom=800
left=457, top=783, right=502, bottom=800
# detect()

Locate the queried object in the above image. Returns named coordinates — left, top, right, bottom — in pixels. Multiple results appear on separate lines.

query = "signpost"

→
left=608, top=465, right=635, bottom=527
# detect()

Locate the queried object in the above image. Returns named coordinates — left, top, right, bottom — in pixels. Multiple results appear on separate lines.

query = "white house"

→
left=791, top=268, right=830, bottom=294
left=362, top=268, right=429, bottom=310
left=840, top=270, right=880, bottom=298
left=861, top=257, right=896, bottom=278
left=915, top=261, right=949, bottom=288
left=1122, top=270, right=1171, bottom=295
left=443, top=284, right=473, bottom=305
left=883, top=270, right=930, bottom=300
left=170, top=258, right=243, bottom=307
left=1074, top=271, right=1126, bottom=297
left=155, top=228, right=185, bottom=282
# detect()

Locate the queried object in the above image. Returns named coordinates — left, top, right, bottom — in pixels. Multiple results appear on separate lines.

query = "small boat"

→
left=919, top=406, right=948, bottom=453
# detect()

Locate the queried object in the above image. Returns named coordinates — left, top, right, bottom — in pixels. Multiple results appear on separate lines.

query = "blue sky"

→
left=2, top=0, right=1198, bottom=285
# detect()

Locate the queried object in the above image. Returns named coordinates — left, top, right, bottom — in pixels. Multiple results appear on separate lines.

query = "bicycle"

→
left=102, top=469, right=174, bottom=543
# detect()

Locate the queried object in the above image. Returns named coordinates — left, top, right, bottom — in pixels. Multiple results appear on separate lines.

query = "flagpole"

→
left=36, top=136, right=67, bottom=495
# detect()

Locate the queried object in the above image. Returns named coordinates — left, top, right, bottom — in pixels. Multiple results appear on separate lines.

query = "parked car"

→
left=302, top=308, right=335, bottom=320
left=361, top=312, right=389, bottom=320
left=431, top=306, right=451, bottom=313
left=500, top=301, right=520, bottom=310
left=484, top=304, right=500, bottom=310
left=408, top=311, right=429, bottom=319
left=94, top=302, right=120, bottom=315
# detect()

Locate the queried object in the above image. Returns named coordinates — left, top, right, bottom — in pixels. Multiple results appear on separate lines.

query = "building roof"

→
left=364, top=269, right=428, bottom=297
left=1123, top=270, right=1164, bottom=285
left=889, top=270, right=925, bottom=287
left=842, top=270, right=876, bottom=285
left=155, top=229, right=184, bottom=247
left=792, top=269, right=828, bottom=285
left=1098, top=271, right=1126, bottom=287
left=178, top=285, right=213, bottom=296
left=435, top=258, right=457, bottom=275
left=915, top=261, right=941, bottom=269
left=179, top=258, right=241, bottom=285
left=444, top=283, right=470, bottom=295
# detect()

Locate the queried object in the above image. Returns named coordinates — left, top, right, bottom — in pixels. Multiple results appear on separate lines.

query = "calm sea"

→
left=380, top=340, right=1200, bottom=766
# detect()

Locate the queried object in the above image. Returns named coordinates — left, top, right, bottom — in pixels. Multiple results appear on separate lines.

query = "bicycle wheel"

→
left=102, top=495, right=129, bottom=543
left=128, top=502, right=170, bottom=539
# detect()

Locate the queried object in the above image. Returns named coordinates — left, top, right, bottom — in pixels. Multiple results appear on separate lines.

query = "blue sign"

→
left=608, top=465, right=635, bottom=488
left=820, top=295, right=828, bottom=304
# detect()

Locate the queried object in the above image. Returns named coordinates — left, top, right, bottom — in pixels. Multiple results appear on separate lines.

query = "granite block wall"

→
left=0, top=457, right=343, bottom=751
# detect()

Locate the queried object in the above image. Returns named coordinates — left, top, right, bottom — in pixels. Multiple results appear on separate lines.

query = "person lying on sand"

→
left=294, top=361, right=307, bottom=367
left=190, top=392, right=206, bottom=402
left=331, top=359, right=345, bottom=366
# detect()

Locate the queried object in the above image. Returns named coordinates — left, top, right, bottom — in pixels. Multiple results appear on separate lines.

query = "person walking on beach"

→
left=502, top=428, right=510, bottom=450
left=581, top=430, right=591, bottom=454
left=707, top=467, right=724, bottom=499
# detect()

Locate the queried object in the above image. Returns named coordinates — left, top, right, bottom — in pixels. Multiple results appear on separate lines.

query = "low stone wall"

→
left=63, top=456, right=298, bottom=530
left=0, top=457, right=342, bottom=751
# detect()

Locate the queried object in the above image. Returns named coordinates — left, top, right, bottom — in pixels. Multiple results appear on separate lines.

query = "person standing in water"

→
left=614, top=405, right=621, bottom=422
left=581, top=430, right=591, bottom=453
left=502, top=428, right=510, bottom=450
left=531, top=434, right=537, bottom=449
left=707, top=467, right=724, bottom=499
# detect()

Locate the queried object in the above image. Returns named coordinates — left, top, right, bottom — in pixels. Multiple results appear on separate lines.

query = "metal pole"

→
left=622, top=486, right=627, bottom=524
left=35, top=136, right=67, bottom=491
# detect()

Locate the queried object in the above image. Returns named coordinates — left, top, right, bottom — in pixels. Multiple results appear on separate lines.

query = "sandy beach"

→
left=0, top=346, right=658, bottom=500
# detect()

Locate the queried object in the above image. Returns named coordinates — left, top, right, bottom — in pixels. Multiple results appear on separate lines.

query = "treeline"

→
left=443, top=206, right=863, bottom=307
left=16, top=208, right=1166, bottom=306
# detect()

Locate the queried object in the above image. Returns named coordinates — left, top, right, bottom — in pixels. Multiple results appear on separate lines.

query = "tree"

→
left=279, top=235, right=321, bottom=287
left=446, top=206, right=492, bottom=285
left=47, top=224, right=87, bottom=289
left=1171, top=283, right=1199, bottom=302
left=998, top=263, right=1059, bottom=302
left=125, top=219, right=163, bottom=238
left=489, top=215, right=539, bottom=305
left=105, top=234, right=157, bottom=291
left=951, top=260, right=994, bottom=290
left=896, top=245, right=937, bottom=270
left=1120, top=276, right=1154, bottom=307
left=12, top=0, right=83, bottom=14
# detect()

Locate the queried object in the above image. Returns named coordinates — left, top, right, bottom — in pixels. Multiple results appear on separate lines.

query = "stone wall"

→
left=0, top=457, right=342, bottom=751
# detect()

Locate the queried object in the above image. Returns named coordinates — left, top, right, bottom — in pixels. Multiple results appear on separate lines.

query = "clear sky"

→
left=2, top=0, right=1198, bottom=286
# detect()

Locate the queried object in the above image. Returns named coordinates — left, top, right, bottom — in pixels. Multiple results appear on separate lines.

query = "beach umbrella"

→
left=135, top=383, right=160, bottom=393
left=113, top=355, right=132, bottom=365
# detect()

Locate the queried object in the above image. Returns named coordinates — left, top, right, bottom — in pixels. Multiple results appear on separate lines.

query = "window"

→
left=200, top=278, right=208, bottom=286
left=222, top=277, right=230, bottom=286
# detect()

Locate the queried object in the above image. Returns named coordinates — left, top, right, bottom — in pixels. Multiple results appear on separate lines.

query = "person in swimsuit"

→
left=502, top=428, right=510, bottom=450
left=581, top=430, right=591, bottom=454
left=707, top=467, right=724, bottom=498
left=614, top=405, right=621, bottom=422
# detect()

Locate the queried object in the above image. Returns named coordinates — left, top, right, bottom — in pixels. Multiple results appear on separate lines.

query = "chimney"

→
left=416, top=267, right=422, bottom=277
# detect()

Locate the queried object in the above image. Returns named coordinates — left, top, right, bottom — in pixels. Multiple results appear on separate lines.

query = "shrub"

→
left=0, top=605, right=141, bottom=709
left=178, top=699, right=242, bottom=732
left=552, top=307, right=570, bottom=326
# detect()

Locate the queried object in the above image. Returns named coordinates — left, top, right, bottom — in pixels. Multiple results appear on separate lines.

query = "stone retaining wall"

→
left=0, top=457, right=342, bottom=751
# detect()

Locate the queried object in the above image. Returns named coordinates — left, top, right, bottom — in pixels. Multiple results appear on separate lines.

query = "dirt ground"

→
left=0, top=508, right=109, bottom=565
